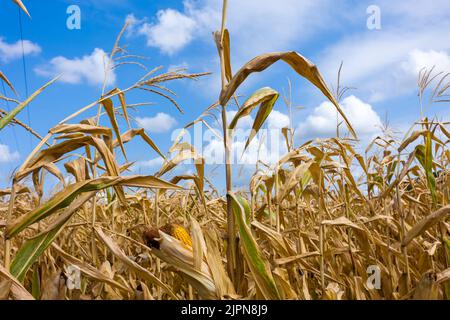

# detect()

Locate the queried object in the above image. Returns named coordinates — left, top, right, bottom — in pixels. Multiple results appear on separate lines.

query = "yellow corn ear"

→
left=170, top=224, right=193, bottom=248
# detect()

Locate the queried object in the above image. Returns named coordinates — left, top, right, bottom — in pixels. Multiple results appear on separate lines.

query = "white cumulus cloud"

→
left=138, top=9, right=197, bottom=55
left=35, top=48, right=115, bottom=86
left=268, top=110, right=290, bottom=129
left=0, top=37, right=41, bottom=63
left=127, top=0, right=332, bottom=57
left=318, top=2, right=450, bottom=103
left=299, top=95, right=382, bottom=138
left=401, top=49, right=450, bottom=77
left=368, top=49, right=450, bottom=102
left=0, top=144, right=19, bottom=163
left=136, top=112, right=178, bottom=133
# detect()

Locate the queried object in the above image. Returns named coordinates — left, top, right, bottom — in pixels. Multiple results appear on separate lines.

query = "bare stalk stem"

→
left=217, top=0, right=238, bottom=288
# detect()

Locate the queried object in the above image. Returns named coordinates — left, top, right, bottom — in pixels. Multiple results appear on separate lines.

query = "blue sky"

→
left=0, top=0, right=449, bottom=191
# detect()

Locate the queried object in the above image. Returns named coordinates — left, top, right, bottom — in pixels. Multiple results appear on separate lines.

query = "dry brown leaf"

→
left=94, top=227, right=178, bottom=299
left=402, top=205, right=450, bottom=247
left=0, top=265, right=34, bottom=300
left=220, top=51, right=356, bottom=138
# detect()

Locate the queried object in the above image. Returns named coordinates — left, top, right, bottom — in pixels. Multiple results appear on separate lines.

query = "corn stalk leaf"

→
left=0, top=76, right=58, bottom=131
left=415, top=132, right=437, bottom=205
left=321, top=216, right=364, bottom=231
left=10, top=191, right=96, bottom=281
left=220, top=51, right=356, bottom=138
left=11, top=223, right=64, bottom=282
left=147, top=231, right=218, bottom=299
left=100, top=97, right=127, bottom=160
left=214, top=29, right=232, bottom=82
left=95, top=227, right=178, bottom=299
left=204, top=229, right=235, bottom=298
left=113, top=128, right=165, bottom=160
left=12, top=0, right=30, bottom=17
left=30, top=259, right=40, bottom=299
left=52, top=244, right=133, bottom=294
left=230, top=192, right=281, bottom=299
left=0, top=71, right=16, bottom=94
left=10, top=176, right=179, bottom=281
left=168, top=175, right=203, bottom=198
left=402, top=205, right=450, bottom=247
left=277, top=160, right=313, bottom=202
left=7, top=176, right=181, bottom=238
left=106, top=88, right=131, bottom=128
left=0, top=265, right=34, bottom=300
left=229, top=87, right=279, bottom=151
left=158, top=144, right=204, bottom=191
left=15, top=136, right=125, bottom=201
left=190, top=217, right=207, bottom=272
left=233, top=194, right=252, bottom=226
left=50, top=123, right=112, bottom=137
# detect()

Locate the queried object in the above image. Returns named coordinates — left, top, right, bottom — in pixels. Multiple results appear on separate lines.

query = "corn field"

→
left=0, top=0, right=449, bottom=301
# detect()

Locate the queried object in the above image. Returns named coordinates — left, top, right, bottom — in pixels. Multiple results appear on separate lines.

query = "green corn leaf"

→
left=7, top=176, right=181, bottom=239
left=10, top=192, right=95, bottom=282
left=229, top=87, right=279, bottom=152
left=415, top=134, right=437, bottom=205
left=9, top=175, right=181, bottom=282
left=0, top=76, right=59, bottom=131
left=31, top=265, right=40, bottom=299
left=233, top=194, right=252, bottom=226
left=230, top=193, right=281, bottom=300
left=11, top=218, right=69, bottom=282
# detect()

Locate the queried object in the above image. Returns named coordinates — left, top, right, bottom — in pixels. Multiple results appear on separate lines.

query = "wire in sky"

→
left=18, top=7, right=32, bottom=148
